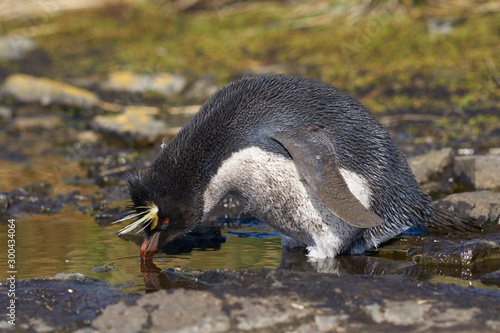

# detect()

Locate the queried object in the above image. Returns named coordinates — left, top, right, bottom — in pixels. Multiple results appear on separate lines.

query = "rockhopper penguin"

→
left=116, top=74, right=476, bottom=260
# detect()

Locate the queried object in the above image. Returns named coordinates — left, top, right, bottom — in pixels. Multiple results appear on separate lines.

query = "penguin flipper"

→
left=272, top=130, right=382, bottom=229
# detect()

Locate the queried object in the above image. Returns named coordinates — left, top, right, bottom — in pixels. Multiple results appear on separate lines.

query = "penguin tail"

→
left=427, top=206, right=482, bottom=232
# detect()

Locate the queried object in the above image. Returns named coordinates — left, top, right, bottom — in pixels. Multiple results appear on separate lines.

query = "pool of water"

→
left=0, top=208, right=285, bottom=292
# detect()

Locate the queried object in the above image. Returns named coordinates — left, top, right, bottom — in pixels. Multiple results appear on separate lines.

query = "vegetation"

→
left=1, top=0, right=499, bottom=149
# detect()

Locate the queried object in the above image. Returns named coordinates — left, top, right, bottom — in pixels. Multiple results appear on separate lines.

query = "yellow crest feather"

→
left=115, top=204, right=159, bottom=235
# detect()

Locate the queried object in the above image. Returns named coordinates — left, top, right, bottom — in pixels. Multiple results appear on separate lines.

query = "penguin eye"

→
left=162, top=219, right=169, bottom=225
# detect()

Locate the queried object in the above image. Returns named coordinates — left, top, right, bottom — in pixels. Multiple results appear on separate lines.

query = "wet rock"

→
left=93, top=106, right=168, bottom=146
left=454, top=155, right=500, bottom=190
left=408, top=147, right=454, bottom=184
left=100, top=71, right=188, bottom=98
left=435, top=191, right=500, bottom=227
left=7, top=185, right=89, bottom=217
left=92, top=265, right=117, bottom=273
left=1, top=74, right=99, bottom=109
left=0, top=36, right=38, bottom=60
left=409, top=235, right=500, bottom=267
left=480, top=269, right=500, bottom=287
left=0, top=272, right=139, bottom=332
left=90, top=269, right=500, bottom=332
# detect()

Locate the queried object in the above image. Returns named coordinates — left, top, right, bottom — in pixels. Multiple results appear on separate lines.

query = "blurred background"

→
left=1, top=0, right=499, bottom=152
left=0, top=0, right=499, bottom=286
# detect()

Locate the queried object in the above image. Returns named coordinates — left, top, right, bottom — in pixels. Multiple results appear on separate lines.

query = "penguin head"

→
left=117, top=164, right=202, bottom=260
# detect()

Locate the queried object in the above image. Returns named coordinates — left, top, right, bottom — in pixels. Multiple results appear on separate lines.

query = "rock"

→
left=76, top=130, right=102, bottom=145
left=410, top=236, right=500, bottom=266
left=0, top=36, right=38, bottom=60
left=0, top=105, right=13, bottom=124
left=90, top=269, right=500, bottom=332
left=92, top=265, right=117, bottom=273
left=427, top=17, right=455, bottom=35
left=0, top=273, right=139, bottom=333
left=93, top=106, right=168, bottom=146
left=408, top=147, right=454, bottom=184
left=6, top=184, right=90, bottom=217
left=10, top=115, right=62, bottom=132
left=0, top=193, right=8, bottom=215
left=454, top=156, right=500, bottom=190
left=183, top=76, right=218, bottom=102
left=1, top=74, right=99, bottom=109
left=100, top=71, right=188, bottom=98
left=93, top=289, right=230, bottom=333
left=435, top=191, right=500, bottom=227
left=6, top=269, right=500, bottom=332
left=480, top=269, right=500, bottom=287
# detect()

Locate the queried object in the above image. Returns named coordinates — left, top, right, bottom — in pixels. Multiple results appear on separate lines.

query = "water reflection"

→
left=138, top=247, right=429, bottom=292
left=279, top=249, right=424, bottom=278
left=141, top=260, right=211, bottom=292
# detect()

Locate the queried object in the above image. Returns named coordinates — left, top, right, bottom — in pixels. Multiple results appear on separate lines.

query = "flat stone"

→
left=100, top=71, right=188, bottom=98
left=1, top=74, right=99, bottom=109
left=93, top=106, right=168, bottom=146
left=454, top=156, right=500, bottom=190
left=435, top=191, right=500, bottom=226
left=0, top=36, right=38, bottom=60
left=362, top=300, right=433, bottom=325
left=408, top=148, right=454, bottom=184
left=92, top=289, right=230, bottom=333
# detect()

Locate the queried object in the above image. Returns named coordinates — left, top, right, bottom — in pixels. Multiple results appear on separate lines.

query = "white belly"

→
left=203, top=146, right=371, bottom=258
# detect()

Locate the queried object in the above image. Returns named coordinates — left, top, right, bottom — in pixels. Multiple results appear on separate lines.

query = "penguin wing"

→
left=272, top=130, right=382, bottom=228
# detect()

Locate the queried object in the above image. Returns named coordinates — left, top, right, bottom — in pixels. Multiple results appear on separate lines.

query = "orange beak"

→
left=140, top=232, right=160, bottom=260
